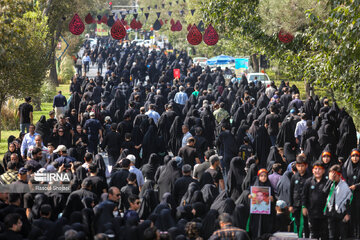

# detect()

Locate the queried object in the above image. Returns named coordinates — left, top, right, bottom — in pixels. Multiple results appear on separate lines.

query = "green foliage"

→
left=0, top=1, right=49, bottom=102
left=0, top=99, right=20, bottom=131
left=58, top=55, right=75, bottom=84
left=258, top=0, right=328, bottom=34
left=40, top=81, right=56, bottom=102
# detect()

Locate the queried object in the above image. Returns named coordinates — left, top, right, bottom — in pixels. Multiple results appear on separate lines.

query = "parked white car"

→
left=247, top=73, right=271, bottom=86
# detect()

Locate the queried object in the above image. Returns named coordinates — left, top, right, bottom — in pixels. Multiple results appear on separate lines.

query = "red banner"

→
left=173, top=69, right=180, bottom=79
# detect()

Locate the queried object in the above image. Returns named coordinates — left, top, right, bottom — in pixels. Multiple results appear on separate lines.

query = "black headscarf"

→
left=141, top=153, right=159, bottom=180
left=253, top=126, right=272, bottom=168
left=201, top=184, right=219, bottom=210
left=232, top=204, right=249, bottom=230
left=266, top=146, right=286, bottom=172
left=157, top=160, right=180, bottom=200
left=200, top=209, right=219, bottom=239
left=156, top=208, right=176, bottom=231
left=227, top=157, right=246, bottom=201
left=138, top=189, right=159, bottom=220
left=35, top=115, right=50, bottom=144
left=169, top=116, right=183, bottom=155
left=283, top=142, right=296, bottom=164
left=180, top=182, right=201, bottom=207
left=142, top=125, right=159, bottom=163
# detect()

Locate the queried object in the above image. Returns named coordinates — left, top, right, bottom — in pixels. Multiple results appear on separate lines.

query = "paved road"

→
left=78, top=48, right=112, bottom=180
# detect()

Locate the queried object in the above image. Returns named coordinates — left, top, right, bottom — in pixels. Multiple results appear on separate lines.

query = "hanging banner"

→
left=96, top=24, right=109, bottom=36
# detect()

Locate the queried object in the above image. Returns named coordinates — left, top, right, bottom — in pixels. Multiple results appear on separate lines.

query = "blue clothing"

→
left=84, top=118, right=102, bottom=140
left=53, top=94, right=67, bottom=108
left=124, top=210, right=139, bottom=223
left=174, top=91, right=188, bottom=105
left=54, top=156, right=76, bottom=166
left=129, top=166, right=144, bottom=187
left=20, top=132, right=40, bottom=156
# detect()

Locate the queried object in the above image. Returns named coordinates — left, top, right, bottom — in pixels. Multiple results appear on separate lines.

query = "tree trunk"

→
left=33, top=96, right=42, bottom=111
left=0, top=99, right=3, bottom=142
left=305, top=80, right=311, bottom=98
left=49, top=53, right=59, bottom=86
left=251, top=54, right=259, bottom=72
left=42, top=0, right=54, bottom=17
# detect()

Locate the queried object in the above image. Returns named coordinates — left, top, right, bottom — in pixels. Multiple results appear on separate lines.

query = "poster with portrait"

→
left=250, top=186, right=271, bottom=214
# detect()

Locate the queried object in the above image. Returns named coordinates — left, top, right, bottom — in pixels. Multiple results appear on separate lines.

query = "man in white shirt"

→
left=295, top=114, right=308, bottom=146
left=145, top=104, right=160, bottom=124
left=181, top=125, right=192, bottom=148
left=20, top=124, right=39, bottom=159
left=127, top=154, right=144, bottom=191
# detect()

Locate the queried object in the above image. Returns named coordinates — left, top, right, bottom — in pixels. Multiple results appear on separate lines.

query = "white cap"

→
left=54, top=145, right=67, bottom=153
left=127, top=154, right=136, bottom=163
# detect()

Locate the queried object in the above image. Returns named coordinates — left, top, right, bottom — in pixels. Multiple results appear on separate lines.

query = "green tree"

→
left=0, top=0, right=49, bottom=137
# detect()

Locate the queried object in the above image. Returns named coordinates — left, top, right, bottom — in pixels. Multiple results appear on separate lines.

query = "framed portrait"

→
left=250, top=186, right=271, bottom=214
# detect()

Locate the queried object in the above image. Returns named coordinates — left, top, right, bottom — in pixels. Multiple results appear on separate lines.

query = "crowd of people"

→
left=0, top=36, right=359, bottom=240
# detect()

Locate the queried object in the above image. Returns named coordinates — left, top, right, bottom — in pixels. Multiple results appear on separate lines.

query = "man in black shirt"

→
left=84, top=164, right=107, bottom=202
left=173, top=164, right=198, bottom=205
left=120, top=173, right=139, bottom=211
left=302, top=161, right=328, bottom=239
left=178, top=137, right=200, bottom=168
left=110, top=158, right=130, bottom=190
left=204, top=155, right=225, bottom=191
left=265, top=105, right=281, bottom=146
left=18, top=97, right=33, bottom=133
left=101, top=123, right=122, bottom=166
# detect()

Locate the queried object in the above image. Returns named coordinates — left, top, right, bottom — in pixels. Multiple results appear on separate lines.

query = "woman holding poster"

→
left=248, top=168, right=276, bottom=238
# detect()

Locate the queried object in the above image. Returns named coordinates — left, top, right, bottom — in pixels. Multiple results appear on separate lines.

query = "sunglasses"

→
left=135, top=201, right=140, bottom=205
left=116, top=194, right=121, bottom=197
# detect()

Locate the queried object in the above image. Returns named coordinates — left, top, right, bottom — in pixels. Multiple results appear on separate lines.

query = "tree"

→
left=39, top=0, right=104, bottom=85
left=0, top=0, right=49, bottom=138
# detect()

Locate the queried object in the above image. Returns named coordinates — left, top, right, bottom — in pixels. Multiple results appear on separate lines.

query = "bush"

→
left=40, top=81, right=56, bottom=103
left=1, top=99, right=20, bottom=131
left=58, top=55, right=75, bottom=84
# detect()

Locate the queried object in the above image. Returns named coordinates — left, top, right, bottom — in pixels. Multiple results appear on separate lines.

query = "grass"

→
left=0, top=84, right=70, bottom=160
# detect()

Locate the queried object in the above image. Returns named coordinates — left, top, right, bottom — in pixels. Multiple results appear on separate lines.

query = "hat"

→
left=54, top=145, right=67, bottom=153
left=321, top=151, right=331, bottom=157
left=105, top=116, right=112, bottom=122
left=182, top=164, right=192, bottom=173
left=127, top=154, right=136, bottom=163
left=89, top=112, right=95, bottom=117
left=18, top=167, right=28, bottom=175
left=351, top=149, right=360, bottom=156
left=276, top=200, right=287, bottom=209
left=257, top=168, right=268, bottom=176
